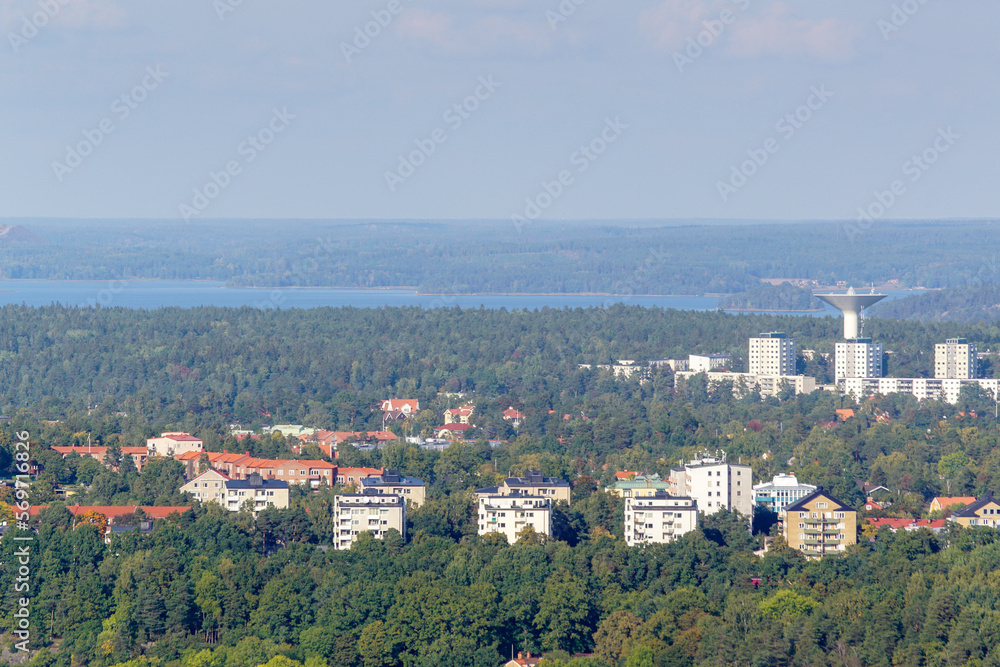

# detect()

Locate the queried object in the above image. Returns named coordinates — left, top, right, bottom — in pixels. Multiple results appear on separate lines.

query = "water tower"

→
left=814, top=287, right=888, bottom=339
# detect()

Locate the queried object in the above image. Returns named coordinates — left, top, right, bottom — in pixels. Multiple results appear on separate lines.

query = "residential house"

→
left=505, top=652, right=541, bottom=667
left=502, top=407, right=525, bottom=427
left=478, top=492, right=552, bottom=543
left=930, top=496, right=977, bottom=514
left=952, top=495, right=1000, bottom=527
left=669, top=452, right=753, bottom=516
left=360, top=470, right=427, bottom=507
left=435, top=423, right=474, bottom=440
left=624, top=492, right=699, bottom=545
left=381, top=399, right=420, bottom=415
left=147, top=432, right=204, bottom=457
left=443, top=403, right=475, bottom=424
left=333, top=493, right=406, bottom=550
left=51, top=445, right=150, bottom=472
left=783, top=488, right=858, bottom=558
left=867, top=518, right=947, bottom=534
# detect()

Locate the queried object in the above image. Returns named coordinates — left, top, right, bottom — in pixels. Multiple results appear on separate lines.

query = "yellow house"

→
left=783, top=488, right=857, bottom=558
left=930, top=496, right=977, bottom=514
left=952, top=495, right=1000, bottom=527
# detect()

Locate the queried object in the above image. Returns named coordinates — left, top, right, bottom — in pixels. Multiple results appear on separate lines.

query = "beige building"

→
left=360, top=470, right=427, bottom=507
left=609, top=475, right=671, bottom=499
left=334, top=493, right=407, bottom=550
left=624, top=492, right=698, bottom=545
left=180, top=469, right=230, bottom=505
left=749, top=332, right=796, bottom=376
left=147, top=432, right=204, bottom=457
left=835, top=339, right=883, bottom=380
left=669, top=452, right=753, bottom=516
left=478, top=493, right=551, bottom=543
left=475, top=469, right=572, bottom=505
left=783, top=488, right=857, bottom=558
left=936, top=338, right=977, bottom=379
left=951, top=495, right=1000, bottom=527
left=181, top=470, right=289, bottom=513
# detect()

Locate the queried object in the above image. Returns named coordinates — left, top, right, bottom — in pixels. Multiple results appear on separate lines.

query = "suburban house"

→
left=333, top=493, right=406, bottom=550
left=930, top=496, right=978, bottom=514
left=866, top=518, right=947, bottom=534
left=381, top=399, right=420, bottom=415
left=505, top=652, right=541, bottom=667
left=443, top=403, right=474, bottom=424
left=435, top=423, right=474, bottom=440
left=476, top=469, right=572, bottom=505
left=783, top=488, right=858, bottom=558
left=146, top=432, right=204, bottom=457
left=624, top=492, right=699, bottom=545
left=51, top=445, right=150, bottom=472
left=952, top=494, right=1000, bottom=527
left=478, top=492, right=552, bottom=543
left=359, top=470, right=427, bottom=507
left=502, top=407, right=525, bottom=427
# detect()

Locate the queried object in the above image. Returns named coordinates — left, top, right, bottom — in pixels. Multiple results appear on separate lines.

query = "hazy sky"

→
left=1, top=0, right=996, bottom=222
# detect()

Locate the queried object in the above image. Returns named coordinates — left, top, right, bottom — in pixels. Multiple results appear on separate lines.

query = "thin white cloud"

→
left=1, top=0, right=127, bottom=30
left=638, top=0, right=722, bottom=52
left=396, top=9, right=553, bottom=57
left=727, top=3, right=861, bottom=61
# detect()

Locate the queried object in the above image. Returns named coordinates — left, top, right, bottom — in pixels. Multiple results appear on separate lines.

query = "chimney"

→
left=517, top=653, right=523, bottom=660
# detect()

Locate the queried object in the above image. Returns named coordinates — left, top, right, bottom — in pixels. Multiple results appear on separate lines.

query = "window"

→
left=834, top=512, right=845, bottom=519
left=817, top=502, right=828, bottom=509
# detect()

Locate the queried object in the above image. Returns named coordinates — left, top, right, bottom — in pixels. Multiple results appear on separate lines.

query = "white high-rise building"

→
left=835, top=338, right=883, bottom=380
left=624, top=492, right=699, bottom=545
left=748, top=332, right=796, bottom=376
left=935, top=338, right=977, bottom=379
left=334, top=493, right=407, bottom=550
left=477, top=493, right=552, bottom=543
left=668, top=452, right=753, bottom=516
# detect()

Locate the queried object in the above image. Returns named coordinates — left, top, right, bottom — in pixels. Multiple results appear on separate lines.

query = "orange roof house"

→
left=930, top=496, right=978, bottom=514
left=835, top=409, right=855, bottom=421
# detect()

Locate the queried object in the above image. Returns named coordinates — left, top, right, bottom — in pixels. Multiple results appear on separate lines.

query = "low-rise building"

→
left=444, top=403, right=475, bottom=424
left=503, top=407, right=525, bottom=427
left=477, top=493, right=552, bottom=543
left=674, top=370, right=816, bottom=398
left=333, top=493, right=407, bottom=550
left=51, top=445, right=150, bottom=472
left=360, top=470, right=427, bottom=507
left=609, top=474, right=671, bottom=499
left=336, top=467, right=383, bottom=487
left=180, top=469, right=231, bottom=505
left=689, top=353, right=731, bottom=373
left=783, top=488, right=857, bottom=558
left=930, top=496, right=977, bottom=514
left=147, top=432, right=204, bottom=457
left=381, top=399, right=420, bottom=415
left=181, top=471, right=289, bottom=513
left=753, top=473, right=817, bottom=514
left=624, top=492, right=698, bottom=545
left=952, top=495, right=1000, bottom=527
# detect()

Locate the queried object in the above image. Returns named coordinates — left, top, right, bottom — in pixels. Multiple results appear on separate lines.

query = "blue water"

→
left=0, top=280, right=922, bottom=312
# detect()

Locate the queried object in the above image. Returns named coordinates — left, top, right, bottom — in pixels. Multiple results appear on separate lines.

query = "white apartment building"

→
left=360, top=470, right=427, bottom=508
left=688, top=353, right=731, bottom=373
left=840, top=377, right=1000, bottom=405
left=748, top=332, right=796, bottom=376
left=673, top=371, right=816, bottom=398
left=935, top=338, right=977, bottom=379
left=147, top=432, right=204, bottom=457
left=477, top=493, right=552, bottom=543
left=753, top=473, right=817, bottom=514
left=834, top=339, right=883, bottom=380
left=624, top=492, right=699, bottom=545
left=334, top=493, right=407, bottom=550
left=669, top=452, right=753, bottom=516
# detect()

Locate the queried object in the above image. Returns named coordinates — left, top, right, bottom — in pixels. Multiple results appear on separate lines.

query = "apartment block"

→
left=476, top=469, right=572, bottom=505
left=477, top=493, right=552, bottom=543
left=624, top=492, right=698, bottom=545
left=668, top=452, right=753, bottom=515
left=935, top=338, right=977, bottom=379
left=748, top=332, right=796, bottom=376
left=688, top=353, right=731, bottom=373
left=835, top=339, right=883, bottom=379
left=360, top=469, right=427, bottom=507
left=752, top=473, right=817, bottom=514
left=181, top=470, right=289, bottom=513
left=783, top=488, right=857, bottom=558
left=334, top=493, right=407, bottom=550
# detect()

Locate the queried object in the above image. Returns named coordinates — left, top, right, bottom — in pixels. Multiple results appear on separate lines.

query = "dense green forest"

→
left=6, top=305, right=1000, bottom=665
left=717, top=284, right=822, bottom=312
left=1, top=219, right=998, bottom=296
left=875, top=284, right=1000, bottom=323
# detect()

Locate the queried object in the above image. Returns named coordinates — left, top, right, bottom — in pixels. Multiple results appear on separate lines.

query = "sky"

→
left=0, top=0, right=997, bottom=223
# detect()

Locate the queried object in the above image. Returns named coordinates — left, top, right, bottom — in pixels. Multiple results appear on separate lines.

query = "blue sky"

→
left=1, top=0, right=996, bottom=222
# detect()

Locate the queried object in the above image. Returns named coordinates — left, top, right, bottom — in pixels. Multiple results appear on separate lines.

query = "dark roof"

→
left=226, top=478, right=289, bottom=490
left=783, top=488, right=854, bottom=513
left=362, top=471, right=425, bottom=487
left=953, top=493, right=998, bottom=518
left=475, top=486, right=500, bottom=495
left=506, top=469, right=570, bottom=488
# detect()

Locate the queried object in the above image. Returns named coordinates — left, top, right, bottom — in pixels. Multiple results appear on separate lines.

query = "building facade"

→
left=935, top=338, right=977, bottom=379
left=748, top=332, right=796, bottom=376
left=783, top=489, right=857, bottom=558
left=668, top=452, right=753, bottom=516
left=834, top=339, right=883, bottom=379
left=609, top=475, right=672, bottom=499
left=951, top=495, right=1000, bottom=527
left=474, top=469, right=572, bottom=505
left=839, top=377, right=1000, bottom=404
left=689, top=353, right=731, bottom=373
left=477, top=493, right=552, bottom=543
left=360, top=470, right=427, bottom=507
left=182, top=471, right=289, bottom=513
left=147, top=432, right=204, bottom=457
left=753, top=473, right=817, bottom=514
left=624, top=492, right=698, bottom=545
left=334, top=493, right=407, bottom=549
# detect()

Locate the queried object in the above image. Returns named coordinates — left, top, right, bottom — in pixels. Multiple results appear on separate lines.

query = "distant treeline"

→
left=718, top=283, right=822, bottom=312
left=874, top=283, right=1000, bottom=323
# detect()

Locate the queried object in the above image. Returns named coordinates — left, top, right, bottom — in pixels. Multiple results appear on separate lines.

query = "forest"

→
left=1, top=219, right=998, bottom=298
left=5, top=305, right=1000, bottom=665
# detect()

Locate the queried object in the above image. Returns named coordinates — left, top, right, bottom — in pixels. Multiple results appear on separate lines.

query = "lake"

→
left=0, top=280, right=920, bottom=313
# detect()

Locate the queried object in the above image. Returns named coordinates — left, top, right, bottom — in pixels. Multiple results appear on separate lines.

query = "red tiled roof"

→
left=437, top=423, right=473, bottom=432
